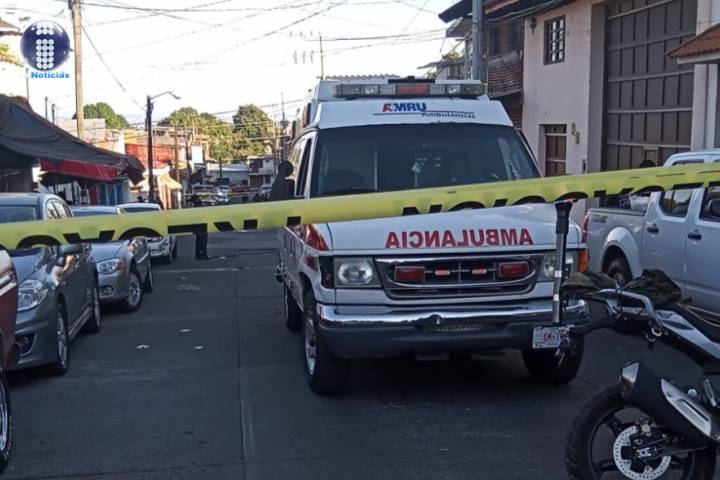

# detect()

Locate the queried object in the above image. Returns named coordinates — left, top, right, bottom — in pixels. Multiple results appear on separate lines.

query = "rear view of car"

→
left=119, top=203, right=178, bottom=263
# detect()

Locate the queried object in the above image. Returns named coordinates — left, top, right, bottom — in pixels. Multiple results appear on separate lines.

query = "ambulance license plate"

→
left=532, top=326, right=561, bottom=349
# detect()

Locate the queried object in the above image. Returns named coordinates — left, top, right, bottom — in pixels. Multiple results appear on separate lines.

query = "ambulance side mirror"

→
left=708, top=198, right=720, bottom=219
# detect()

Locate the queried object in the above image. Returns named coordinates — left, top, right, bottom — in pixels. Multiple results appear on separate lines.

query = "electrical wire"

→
left=80, top=22, right=145, bottom=110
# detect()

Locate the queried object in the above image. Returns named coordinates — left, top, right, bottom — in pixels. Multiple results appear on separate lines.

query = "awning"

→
left=40, top=159, right=120, bottom=182
left=0, top=95, right=144, bottom=183
left=667, top=23, right=720, bottom=65
left=134, top=173, right=182, bottom=192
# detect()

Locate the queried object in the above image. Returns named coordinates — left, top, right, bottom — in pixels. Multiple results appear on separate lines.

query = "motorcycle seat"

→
left=664, top=303, right=720, bottom=344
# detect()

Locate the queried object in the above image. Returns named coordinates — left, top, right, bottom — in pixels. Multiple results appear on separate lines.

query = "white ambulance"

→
left=275, top=77, right=588, bottom=395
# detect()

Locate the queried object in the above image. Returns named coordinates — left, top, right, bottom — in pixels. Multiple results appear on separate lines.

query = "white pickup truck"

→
left=275, top=77, right=589, bottom=395
left=586, top=150, right=720, bottom=322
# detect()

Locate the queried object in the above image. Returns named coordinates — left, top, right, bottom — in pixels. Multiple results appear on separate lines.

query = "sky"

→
left=3, top=0, right=458, bottom=126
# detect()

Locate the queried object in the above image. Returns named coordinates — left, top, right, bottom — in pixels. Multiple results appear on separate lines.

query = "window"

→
left=544, top=124, right=567, bottom=176
left=545, top=16, right=565, bottom=64
left=660, top=189, right=694, bottom=217
left=488, top=21, right=523, bottom=57
left=700, top=186, right=720, bottom=221
left=310, top=124, right=538, bottom=198
left=296, top=138, right=313, bottom=196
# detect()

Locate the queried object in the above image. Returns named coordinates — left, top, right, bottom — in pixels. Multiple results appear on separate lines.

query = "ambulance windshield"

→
left=310, top=124, right=539, bottom=198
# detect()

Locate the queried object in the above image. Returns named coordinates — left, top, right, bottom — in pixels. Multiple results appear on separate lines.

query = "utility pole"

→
left=51, top=104, right=56, bottom=124
left=173, top=125, right=180, bottom=182
left=70, top=0, right=85, bottom=139
left=318, top=34, right=325, bottom=80
left=146, top=95, right=155, bottom=203
left=471, top=0, right=483, bottom=81
left=25, top=67, right=30, bottom=101
left=44, top=97, right=48, bottom=119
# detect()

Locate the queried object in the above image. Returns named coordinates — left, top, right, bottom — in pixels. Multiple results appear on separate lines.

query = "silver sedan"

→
left=71, top=206, right=154, bottom=311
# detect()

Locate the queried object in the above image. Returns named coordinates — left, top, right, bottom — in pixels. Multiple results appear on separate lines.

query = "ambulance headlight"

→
left=334, top=258, right=380, bottom=287
left=538, top=252, right=578, bottom=281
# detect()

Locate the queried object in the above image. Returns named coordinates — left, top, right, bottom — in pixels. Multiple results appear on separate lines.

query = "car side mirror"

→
left=708, top=198, right=720, bottom=219
left=59, top=243, right=83, bottom=256
left=278, top=160, right=294, bottom=178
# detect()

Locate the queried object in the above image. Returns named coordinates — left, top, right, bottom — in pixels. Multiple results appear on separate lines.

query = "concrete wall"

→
left=522, top=0, right=594, bottom=176
left=690, top=0, right=720, bottom=149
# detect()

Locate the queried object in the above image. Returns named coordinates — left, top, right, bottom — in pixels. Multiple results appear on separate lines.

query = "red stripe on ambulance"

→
left=385, top=228, right=534, bottom=249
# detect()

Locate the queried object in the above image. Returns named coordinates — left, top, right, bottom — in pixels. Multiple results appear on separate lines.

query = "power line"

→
left=390, top=0, right=431, bottom=46
left=80, top=22, right=144, bottom=110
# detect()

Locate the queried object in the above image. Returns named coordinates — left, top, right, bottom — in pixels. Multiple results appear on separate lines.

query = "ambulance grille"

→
left=375, top=254, right=542, bottom=299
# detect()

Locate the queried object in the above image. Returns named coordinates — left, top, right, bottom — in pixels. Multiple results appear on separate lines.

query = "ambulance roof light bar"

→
left=334, top=79, right=485, bottom=99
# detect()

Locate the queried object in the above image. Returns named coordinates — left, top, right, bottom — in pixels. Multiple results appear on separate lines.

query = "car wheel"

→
left=0, top=368, right=13, bottom=474
left=163, top=251, right=173, bottom=264
left=605, top=257, right=631, bottom=287
left=142, top=264, right=154, bottom=293
left=284, top=286, right=302, bottom=333
left=121, top=269, right=143, bottom=312
left=82, top=286, right=102, bottom=334
left=605, top=257, right=642, bottom=334
left=171, top=243, right=178, bottom=260
left=303, top=291, right=350, bottom=395
left=46, top=305, right=69, bottom=376
left=522, top=336, right=584, bottom=385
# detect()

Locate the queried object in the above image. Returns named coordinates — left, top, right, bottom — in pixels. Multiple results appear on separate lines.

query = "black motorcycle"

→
left=559, top=284, right=720, bottom=479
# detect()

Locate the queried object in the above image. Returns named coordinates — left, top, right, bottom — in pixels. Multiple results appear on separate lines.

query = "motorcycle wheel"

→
left=565, top=384, right=716, bottom=480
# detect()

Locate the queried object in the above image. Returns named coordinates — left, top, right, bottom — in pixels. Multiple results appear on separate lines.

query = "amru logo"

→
left=382, top=102, right=428, bottom=113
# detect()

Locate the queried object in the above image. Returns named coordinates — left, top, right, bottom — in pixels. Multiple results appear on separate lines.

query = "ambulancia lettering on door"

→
left=385, top=228, right=534, bottom=249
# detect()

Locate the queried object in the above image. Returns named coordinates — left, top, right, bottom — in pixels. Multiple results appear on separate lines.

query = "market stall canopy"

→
left=0, top=95, right=144, bottom=183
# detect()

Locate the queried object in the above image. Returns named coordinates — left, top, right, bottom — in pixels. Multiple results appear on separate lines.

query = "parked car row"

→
left=0, top=193, right=173, bottom=474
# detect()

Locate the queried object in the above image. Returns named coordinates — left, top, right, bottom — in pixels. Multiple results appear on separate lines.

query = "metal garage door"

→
left=604, top=0, right=697, bottom=170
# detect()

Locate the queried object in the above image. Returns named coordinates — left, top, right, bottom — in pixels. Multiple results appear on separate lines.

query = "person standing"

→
left=190, top=194, right=209, bottom=260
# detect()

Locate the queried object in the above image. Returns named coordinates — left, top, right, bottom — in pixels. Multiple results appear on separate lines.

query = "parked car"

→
left=214, top=189, right=229, bottom=205
left=586, top=149, right=720, bottom=321
left=0, top=249, right=18, bottom=473
left=118, top=203, right=178, bottom=263
left=71, top=206, right=154, bottom=311
left=0, top=194, right=100, bottom=375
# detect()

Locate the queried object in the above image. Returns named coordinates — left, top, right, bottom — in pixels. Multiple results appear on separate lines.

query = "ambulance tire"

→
left=284, top=286, right=302, bottom=333
left=522, top=336, right=584, bottom=385
left=303, top=292, right=350, bottom=396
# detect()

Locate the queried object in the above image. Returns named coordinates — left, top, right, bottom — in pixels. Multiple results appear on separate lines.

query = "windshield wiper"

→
left=321, top=187, right=378, bottom=196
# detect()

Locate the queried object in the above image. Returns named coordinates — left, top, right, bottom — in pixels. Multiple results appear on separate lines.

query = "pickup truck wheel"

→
left=522, top=337, right=584, bottom=385
left=303, top=292, right=350, bottom=395
left=605, top=258, right=643, bottom=335
left=284, top=286, right=302, bottom=333
left=605, top=257, right=631, bottom=287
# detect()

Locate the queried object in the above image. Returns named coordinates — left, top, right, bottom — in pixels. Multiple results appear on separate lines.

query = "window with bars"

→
left=544, top=16, right=565, bottom=64
left=544, top=124, right=567, bottom=176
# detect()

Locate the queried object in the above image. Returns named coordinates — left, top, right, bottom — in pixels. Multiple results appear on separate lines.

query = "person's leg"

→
left=200, top=233, right=209, bottom=259
left=195, top=234, right=202, bottom=259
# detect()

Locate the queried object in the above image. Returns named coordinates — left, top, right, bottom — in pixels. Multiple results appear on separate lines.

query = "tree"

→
left=160, top=108, right=235, bottom=162
left=232, top=104, right=273, bottom=157
left=81, top=102, right=130, bottom=129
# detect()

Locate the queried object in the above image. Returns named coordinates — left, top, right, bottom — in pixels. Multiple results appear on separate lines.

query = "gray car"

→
left=0, top=194, right=101, bottom=375
left=71, top=206, right=154, bottom=311
left=118, top=203, right=178, bottom=263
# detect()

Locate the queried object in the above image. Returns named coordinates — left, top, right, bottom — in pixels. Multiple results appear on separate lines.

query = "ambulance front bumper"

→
left=316, top=299, right=588, bottom=359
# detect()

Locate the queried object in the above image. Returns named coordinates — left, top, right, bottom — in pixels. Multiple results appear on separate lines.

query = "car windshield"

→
left=0, top=205, right=39, bottom=223
left=72, top=210, right=118, bottom=217
left=310, top=124, right=539, bottom=197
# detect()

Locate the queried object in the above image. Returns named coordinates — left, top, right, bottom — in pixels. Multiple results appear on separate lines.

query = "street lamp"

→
left=146, top=91, right=180, bottom=203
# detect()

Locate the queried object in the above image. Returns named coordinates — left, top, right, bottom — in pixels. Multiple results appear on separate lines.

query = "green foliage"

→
left=160, top=104, right=274, bottom=161
left=82, top=102, right=130, bottom=129
left=160, top=108, right=234, bottom=162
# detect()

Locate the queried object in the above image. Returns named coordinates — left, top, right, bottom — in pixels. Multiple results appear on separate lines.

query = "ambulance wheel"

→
left=303, top=292, right=350, bottom=396
left=522, top=337, right=584, bottom=385
left=284, top=286, right=302, bottom=333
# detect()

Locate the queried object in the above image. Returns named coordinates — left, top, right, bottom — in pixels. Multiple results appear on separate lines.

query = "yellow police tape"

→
left=2, top=163, right=720, bottom=250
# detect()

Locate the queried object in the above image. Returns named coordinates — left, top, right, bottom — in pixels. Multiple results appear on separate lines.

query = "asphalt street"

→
left=3, top=231, right=711, bottom=480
